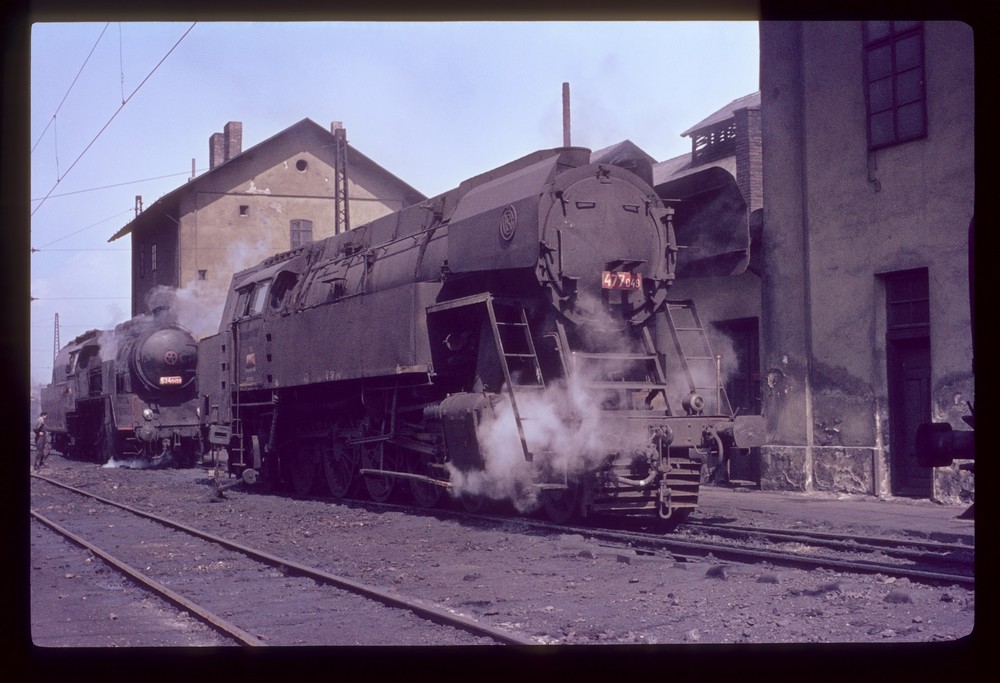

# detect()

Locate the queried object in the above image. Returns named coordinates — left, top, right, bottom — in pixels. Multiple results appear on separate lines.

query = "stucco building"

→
left=759, top=21, right=974, bottom=502
left=109, top=119, right=425, bottom=337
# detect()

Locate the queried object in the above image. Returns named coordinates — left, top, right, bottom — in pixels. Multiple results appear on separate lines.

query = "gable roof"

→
left=681, top=91, right=761, bottom=138
left=109, top=118, right=426, bottom=242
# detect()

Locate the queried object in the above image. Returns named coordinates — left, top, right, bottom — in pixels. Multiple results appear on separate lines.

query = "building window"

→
left=239, top=205, right=249, bottom=217
left=198, top=269, right=207, bottom=280
left=139, top=250, right=145, bottom=278
left=884, top=268, right=929, bottom=338
left=151, top=243, right=157, bottom=272
left=290, top=219, right=313, bottom=249
left=863, top=21, right=926, bottom=150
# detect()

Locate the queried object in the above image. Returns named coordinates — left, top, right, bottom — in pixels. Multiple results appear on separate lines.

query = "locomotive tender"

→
left=40, top=312, right=201, bottom=466
left=199, top=146, right=764, bottom=525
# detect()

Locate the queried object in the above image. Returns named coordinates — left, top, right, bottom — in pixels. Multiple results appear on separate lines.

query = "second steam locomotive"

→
left=40, top=312, right=201, bottom=467
left=198, top=146, right=764, bottom=525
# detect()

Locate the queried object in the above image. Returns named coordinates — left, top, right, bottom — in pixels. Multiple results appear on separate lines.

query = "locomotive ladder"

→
left=663, top=299, right=732, bottom=416
left=485, top=297, right=545, bottom=464
left=565, top=323, right=670, bottom=410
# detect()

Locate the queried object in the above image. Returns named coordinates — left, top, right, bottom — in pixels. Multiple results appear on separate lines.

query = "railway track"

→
left=309, top=493, right=975, bottom=589
left=528, top=519, right=972, bottom=588
left=30, top=474, right=535, bottom=646
left=682, top=519, right=973, bottom=559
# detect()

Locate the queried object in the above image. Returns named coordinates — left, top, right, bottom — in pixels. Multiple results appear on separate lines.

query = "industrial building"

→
left=108, top=119, right=425, bottom=336
left=758, top=21, right=974, bottom=502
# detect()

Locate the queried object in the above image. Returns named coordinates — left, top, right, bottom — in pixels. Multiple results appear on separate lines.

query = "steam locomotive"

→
left=40, top=311, right=201, bottom=466
left=198, top=146, right=764, bottom=526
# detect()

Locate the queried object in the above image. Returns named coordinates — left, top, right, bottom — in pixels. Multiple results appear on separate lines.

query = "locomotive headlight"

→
left=682, top=392, right=705, bottom=415
left=142, top=408, right=154, bottom=421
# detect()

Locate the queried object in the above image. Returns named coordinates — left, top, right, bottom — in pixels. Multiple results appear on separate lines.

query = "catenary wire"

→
left=32, top=208, right=134, bottom=250
left=31, top=23, right=197, bottom=217
left=31, top=23, right=111, bottom=155
left=31, top=169, right=205, bottom=202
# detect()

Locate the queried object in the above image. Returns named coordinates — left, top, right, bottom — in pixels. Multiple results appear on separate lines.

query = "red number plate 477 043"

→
left=601, top=271, right=642, bottom=290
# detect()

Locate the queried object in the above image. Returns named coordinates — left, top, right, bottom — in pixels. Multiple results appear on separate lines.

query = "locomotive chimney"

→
left=562, top=82, right=571, bottom=147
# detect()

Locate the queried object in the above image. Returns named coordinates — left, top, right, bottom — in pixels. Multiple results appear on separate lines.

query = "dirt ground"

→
left=27, top=452, right=976, bottom=663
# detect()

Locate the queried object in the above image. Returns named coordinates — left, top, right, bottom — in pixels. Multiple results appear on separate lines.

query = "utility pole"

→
left=53, top=312, right=60, bottom=363
left=333, top=122, right=351, bottom=235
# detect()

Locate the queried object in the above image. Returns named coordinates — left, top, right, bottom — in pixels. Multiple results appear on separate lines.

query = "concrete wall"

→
left=759, top=21, right=974, bottom=501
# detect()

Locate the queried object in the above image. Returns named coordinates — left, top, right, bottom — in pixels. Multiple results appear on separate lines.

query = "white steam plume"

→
left=147, top=282, right=223, bottom=340
left=447, top=298, right=661, bottom=512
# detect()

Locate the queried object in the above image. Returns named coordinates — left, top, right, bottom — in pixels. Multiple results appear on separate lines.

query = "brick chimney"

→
left=208, top=122, right=243, bottom=169
left=209, top=132, right=225, bottom=169
left=224, top=121, right=243, bottom=162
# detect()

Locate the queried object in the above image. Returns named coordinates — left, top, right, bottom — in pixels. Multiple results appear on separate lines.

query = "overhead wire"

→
left=31, top=23, right=111, bottom=155
left=32, top=208, right=134, bottom=251
left=31, top=22, right=197, bottom=217
left=31, top=168, right=205, bottom=202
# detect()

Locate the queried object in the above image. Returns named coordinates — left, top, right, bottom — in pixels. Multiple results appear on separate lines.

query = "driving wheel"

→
left=362, top=442, right=399, bottom=502
left=323, top=433, right=359, bottom=499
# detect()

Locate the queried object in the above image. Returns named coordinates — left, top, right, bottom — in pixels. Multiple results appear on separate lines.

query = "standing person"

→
left=33, top=412, right=48, bottom=470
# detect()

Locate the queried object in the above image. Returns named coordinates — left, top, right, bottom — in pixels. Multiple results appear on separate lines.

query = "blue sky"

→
left=29, top=21, right=760, bottom=385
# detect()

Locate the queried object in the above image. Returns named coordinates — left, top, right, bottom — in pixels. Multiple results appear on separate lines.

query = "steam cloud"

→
left=447, top=296, right=662, bottom=512
left=102, top=450, right=178, bottom=470
left=444, top=294, right=743, bottom=511
left=447, top=373, right=659, bottom=513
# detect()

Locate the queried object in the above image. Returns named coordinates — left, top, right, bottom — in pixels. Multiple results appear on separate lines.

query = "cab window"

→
left=234, top=287, right=253, bottom=320
left=234, top=280, right=272, bottom=319
left=250, top=280, right=270, bottom=315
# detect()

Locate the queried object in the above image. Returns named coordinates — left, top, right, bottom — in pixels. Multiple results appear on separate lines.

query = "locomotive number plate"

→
left=601, top=271, right=642, bottom=290
left=159, top=376, right=183, bottom=385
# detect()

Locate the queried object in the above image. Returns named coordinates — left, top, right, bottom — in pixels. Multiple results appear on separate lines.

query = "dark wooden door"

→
left=714, top=318, right=761, bottom=417
left=713, top=317, right=761, bottom=483
left=888, top=336, right=932, bottom=496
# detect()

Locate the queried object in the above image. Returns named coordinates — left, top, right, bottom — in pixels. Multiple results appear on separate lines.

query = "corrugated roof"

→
left=682, top=91, right=760, bottom=137
left=108, top=118, right=426, bottom=242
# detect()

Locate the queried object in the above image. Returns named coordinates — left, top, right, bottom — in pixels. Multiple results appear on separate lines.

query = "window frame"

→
left=233, top=280, right=273, bottom=321
left=290, top=218, right=313, bottom=249
left=863, top=21, right=928, bottom=150
left=883, top=268, right=930, bottom=340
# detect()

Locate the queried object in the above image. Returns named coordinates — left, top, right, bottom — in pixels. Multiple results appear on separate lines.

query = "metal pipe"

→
left=358, top=468, right=451, bottom=488
left=562, top=82, right=571, bottom=147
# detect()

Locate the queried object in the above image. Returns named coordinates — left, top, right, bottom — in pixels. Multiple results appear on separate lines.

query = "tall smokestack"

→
left=562, top=82, right=571, bottom=147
